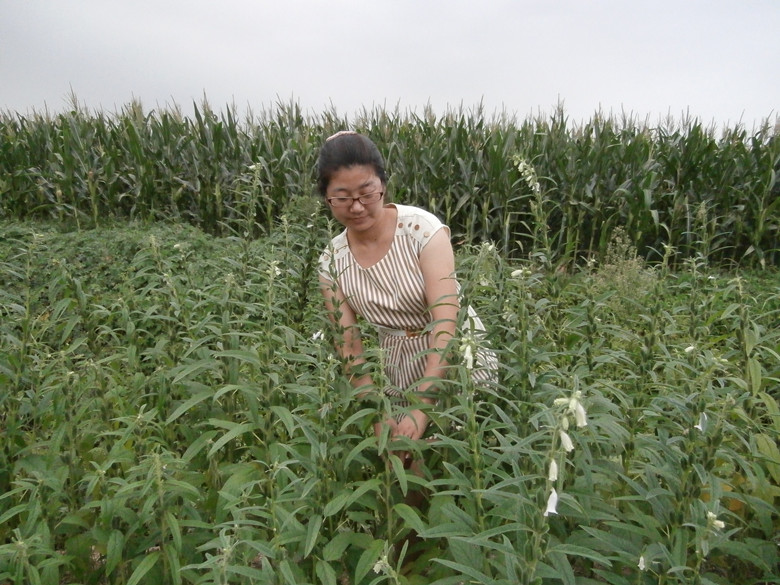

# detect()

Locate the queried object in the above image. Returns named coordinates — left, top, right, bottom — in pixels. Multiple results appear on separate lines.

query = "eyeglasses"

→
left=326, top=191, right=384, bottom=208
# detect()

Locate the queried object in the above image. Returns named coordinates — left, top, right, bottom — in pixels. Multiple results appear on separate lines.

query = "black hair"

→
left=316, top=132, right=387, bottom=197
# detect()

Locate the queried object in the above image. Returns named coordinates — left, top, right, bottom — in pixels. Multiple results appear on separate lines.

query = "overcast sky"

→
left=2, top=1, right=778, bottom=130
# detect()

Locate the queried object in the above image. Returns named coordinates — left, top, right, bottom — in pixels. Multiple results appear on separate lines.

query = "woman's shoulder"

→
left=393, top=204, right=448, bottom=246
left=394, top=204, right=445, bottom=229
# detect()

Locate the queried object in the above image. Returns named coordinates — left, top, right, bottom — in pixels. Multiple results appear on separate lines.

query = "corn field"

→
left=1, top=100, right=779, bottom=584
left=1, top=100, right=778, bottom=268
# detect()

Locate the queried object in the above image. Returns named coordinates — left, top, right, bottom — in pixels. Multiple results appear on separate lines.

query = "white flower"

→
left=555, top=391, right=588, bottom=428
left=460, top=335, right=476, bottom=370
left=516, top=159, right=541, bottom=194
left=638, top=555, right=646, bottom=571
left=694, top=412, right=708, bottom=432
left=707, top=511, right=725, bottom=531
left=511, top=268, right=532, bottom=278
left=372, top=554, right=391, bottom=574
left=573, top=401, right=588, bottom=428
left=311, top=330, right=324, bottom=341
left=462, top=344, right=474, bottom=370
left=685, top=345, right=696, bottom=353
left=559, top=430, right=574, bottom=452
left=548, top=458, right=558, bottom=481
left=543, top=488, right=558, bottom=516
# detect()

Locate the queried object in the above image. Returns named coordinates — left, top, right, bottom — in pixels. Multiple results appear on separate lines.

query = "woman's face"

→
left=325, top=165, right=386, bottom=233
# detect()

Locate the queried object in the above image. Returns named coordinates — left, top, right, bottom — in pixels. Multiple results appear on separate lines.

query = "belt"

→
left=376, top=325, right=425, bottom=338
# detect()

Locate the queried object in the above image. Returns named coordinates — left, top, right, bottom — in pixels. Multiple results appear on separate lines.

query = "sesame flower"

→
left=511, top=267, right=532, bottom=278
left=694, top=412, right=708, bottom=432
left=559, top=430, right=574, bottom=452
left=372, top=554, right=391, bottom=574
left=516, top=159, right=541, bottom=195
left=544, top=488, right=558, bottom=516
left=548, top=458, right=558, bottom=481
left=555, top=391, right=588, bottom=428
left=460, top=335, right=476, bottom=370
left=707, top=511, right=725, bottom=531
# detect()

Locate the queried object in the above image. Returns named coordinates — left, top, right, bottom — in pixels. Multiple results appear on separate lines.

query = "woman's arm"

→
left=392, top=228, right=459, bottom=440
left=319, top=276, right=373, bottom=397
left=419, top=228, right=459, bottom=396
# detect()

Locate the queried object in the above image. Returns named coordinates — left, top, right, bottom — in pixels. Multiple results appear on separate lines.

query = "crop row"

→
left=1, top=100, right=778, bottom=267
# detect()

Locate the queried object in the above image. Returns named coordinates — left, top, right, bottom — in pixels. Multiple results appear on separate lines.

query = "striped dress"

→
left=319, top=204, right=496, bottom=406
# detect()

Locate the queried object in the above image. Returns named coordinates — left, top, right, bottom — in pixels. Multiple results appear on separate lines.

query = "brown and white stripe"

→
left=320, top=204, right=497, bottom=404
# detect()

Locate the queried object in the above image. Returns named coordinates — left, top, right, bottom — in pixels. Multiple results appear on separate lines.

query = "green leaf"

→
left=346, top=478, right=382, bottom=507
left=181, top=430, right=218, bottom=462
left=323, top=489, right=351, bottom=518
left=224, top=565, right=266, bottom=579
left=270, top=406, right=296, bottom=436
left=171, top=359, right=220, bottom=384
left=165, top=510, right=182, bottom=552
left=166, top=389, right=213, bottom=423
left=315, top=559, right=338, bottom=585
left=547, top=550, right=576, bottom=585
left=389, top=453, right=408, bottom=496
left=207, top=421, right=252, bottom=457
left=323, top=531, right=356, bottom=562
left=164, top=544, right=182, bottom=585
left=755, top=433, right=780, bottom=484
left=758, top=391, right=780, bottom=433
left=433, top=558, right=500, bottom=585
left=419, top=522, right=468, bottom=539
left=214, top=349, right=265, bottom=367
left=393, top=503, right=426, bottom=535
left=304, top=514, right=322, bottom=558
left=278, top=559, right=298, bottom=585
left=355, top=539, right=384, bottom=585
left=747, top=357, right=762, bottom=394
left=344, top=436, right=377, bottom=468
left=126, top=551, right=160, bottom=585
left=548, top=543, right=613, bottom=567
left=105, top=530, right=124, bottom=576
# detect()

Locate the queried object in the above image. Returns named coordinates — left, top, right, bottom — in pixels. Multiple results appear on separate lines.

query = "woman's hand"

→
left=374, top=409, right=429, bottom=468
left=393, top=409, right=429, bottom=441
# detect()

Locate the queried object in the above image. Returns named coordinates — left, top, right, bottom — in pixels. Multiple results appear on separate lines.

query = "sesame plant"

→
left=1, top=215, right=777, bottom=585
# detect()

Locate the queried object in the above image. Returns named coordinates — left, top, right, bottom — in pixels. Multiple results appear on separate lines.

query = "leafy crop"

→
left=1, top=100, right=778, bottom=267
left=1, top=216, right=778, bottom=584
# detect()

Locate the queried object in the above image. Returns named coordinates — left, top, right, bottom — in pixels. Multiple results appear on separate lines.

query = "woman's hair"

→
left=317, top=132, right=387, bottom=197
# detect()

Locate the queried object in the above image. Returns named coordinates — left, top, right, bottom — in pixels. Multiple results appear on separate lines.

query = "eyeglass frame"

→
left=325, top=190, right=385, bottom=207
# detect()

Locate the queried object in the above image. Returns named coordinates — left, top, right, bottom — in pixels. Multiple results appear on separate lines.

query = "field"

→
left=1, top=102, right=779, bottom=584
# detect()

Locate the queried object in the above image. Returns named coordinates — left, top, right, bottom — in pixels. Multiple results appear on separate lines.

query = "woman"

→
left=317, top=131, right=495, bottom=462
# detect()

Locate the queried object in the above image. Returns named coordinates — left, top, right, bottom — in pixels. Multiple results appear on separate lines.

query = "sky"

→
left=2, top=0, right=778, bottom=130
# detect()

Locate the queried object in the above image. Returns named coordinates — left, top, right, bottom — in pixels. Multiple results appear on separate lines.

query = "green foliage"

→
left=0, top=221, right=778, bottom=584
left=1, top=100, right=778, bottom=267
